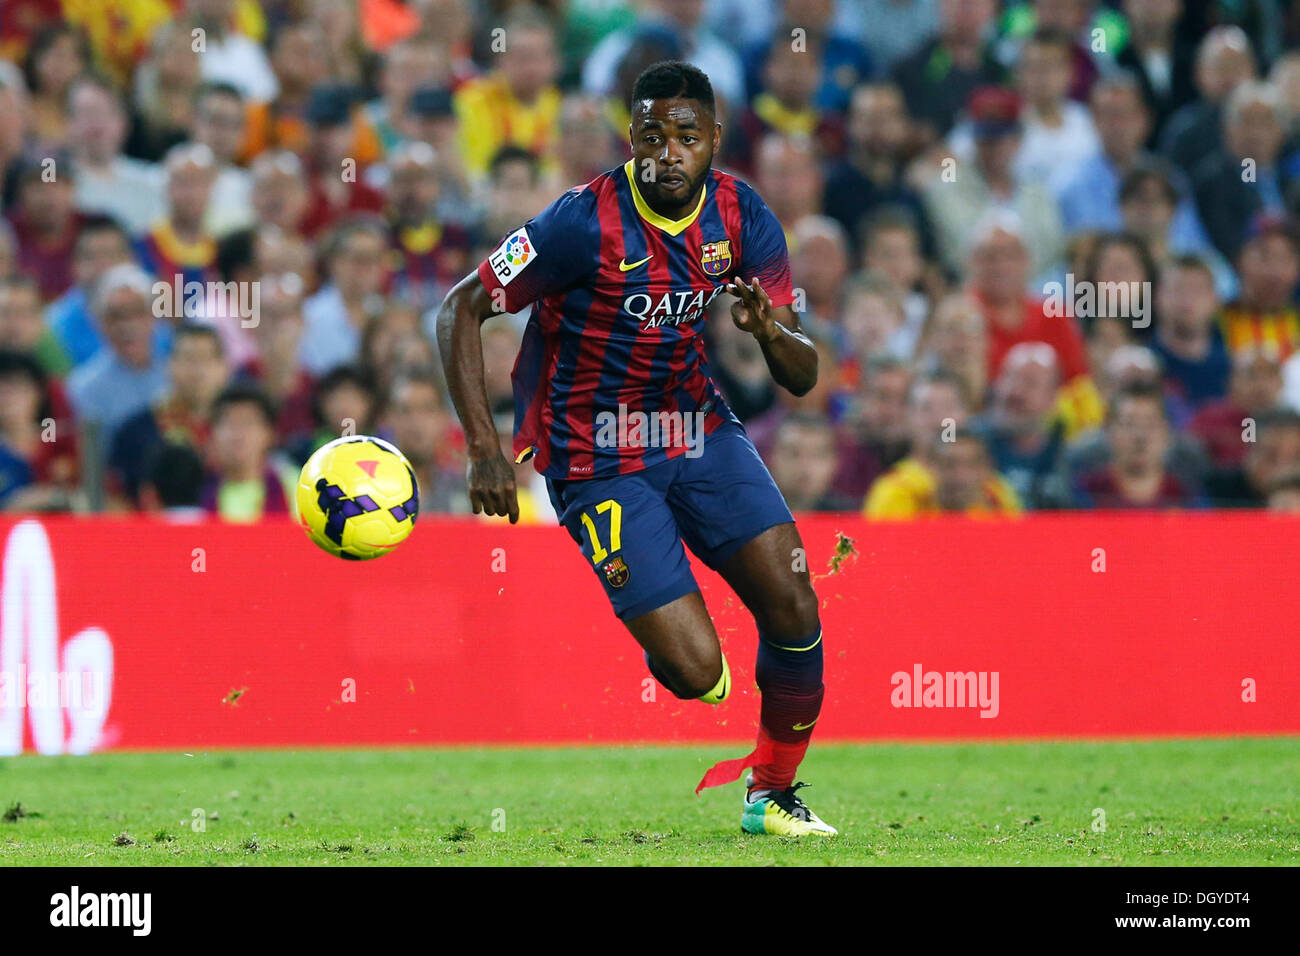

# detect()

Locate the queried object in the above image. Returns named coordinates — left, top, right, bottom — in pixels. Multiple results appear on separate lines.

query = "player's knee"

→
left=756, top=580, right=820, bottom=644
left=676, top=666, right=723, bottom=701
left=658, top=654, right=725, bottom=701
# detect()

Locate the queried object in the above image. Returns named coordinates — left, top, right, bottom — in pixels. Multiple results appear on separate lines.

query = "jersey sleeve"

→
left=736, top=184, right=795, bottom=309
left=476, top=187, right=598, bottom=314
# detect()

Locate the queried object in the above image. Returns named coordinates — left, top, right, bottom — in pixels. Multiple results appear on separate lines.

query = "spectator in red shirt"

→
left=300, top=86, right=386, bottom=239
left=1206, top=409, right=1300, bottom=507
left=967, top=213, right=1089, bottom=384
left=7, top=156, right=82, bottom=299
left=1189, top=346, right=1284, bottom=468
left=1073, top=382, right=1204, bottom=508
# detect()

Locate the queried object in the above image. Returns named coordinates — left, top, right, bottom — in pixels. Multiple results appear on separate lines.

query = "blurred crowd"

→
left=3, top=0, right=1300, bottom=521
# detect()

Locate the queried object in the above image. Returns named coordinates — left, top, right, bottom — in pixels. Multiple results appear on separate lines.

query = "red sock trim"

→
left=694, top=737, right=775, bottom=794
left=694, top=725, right=814, bottom=794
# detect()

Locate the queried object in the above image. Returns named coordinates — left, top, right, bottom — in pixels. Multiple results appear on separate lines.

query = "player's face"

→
left=629, top=96, right=720, bottom=215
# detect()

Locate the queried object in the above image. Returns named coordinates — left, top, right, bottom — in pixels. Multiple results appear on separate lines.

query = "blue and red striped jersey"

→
left=476, top=160, right=795, bottom=480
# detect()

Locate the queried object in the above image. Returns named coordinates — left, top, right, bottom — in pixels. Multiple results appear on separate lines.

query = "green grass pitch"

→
left=1, top=738, right=1296, bottom=865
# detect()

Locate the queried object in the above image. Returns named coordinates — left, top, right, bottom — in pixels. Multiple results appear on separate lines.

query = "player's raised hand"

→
left=467, top=452, right=520, bottom=524
left=727, top=278, right=780, bottom=345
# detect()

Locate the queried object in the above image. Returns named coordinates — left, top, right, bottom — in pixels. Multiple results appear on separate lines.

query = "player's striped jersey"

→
left=476, top=160, right=795, bottom=479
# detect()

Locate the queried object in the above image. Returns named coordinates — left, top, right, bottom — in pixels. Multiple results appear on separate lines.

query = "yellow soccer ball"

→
left=296, top=436, right=419, bottom=560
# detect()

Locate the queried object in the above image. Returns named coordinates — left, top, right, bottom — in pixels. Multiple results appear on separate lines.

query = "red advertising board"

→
left=0, top=513, right=1296, bottom=754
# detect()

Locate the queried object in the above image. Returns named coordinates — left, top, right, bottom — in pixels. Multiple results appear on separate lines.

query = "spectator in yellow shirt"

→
left=865, top=370, right=1021, bottom=518
left=452, top=7, right=562, bottom=180
left=866, top=429, right=1022, bottom=519
left=930, top=428, right=1023, bottom=517
left=62, top=0, right=171, bottom=87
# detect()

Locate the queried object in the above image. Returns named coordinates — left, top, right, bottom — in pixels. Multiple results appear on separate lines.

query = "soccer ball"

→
left=295, top=435, right=420, bottom=560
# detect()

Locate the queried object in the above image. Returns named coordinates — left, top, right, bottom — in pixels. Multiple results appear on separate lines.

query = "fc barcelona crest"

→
left=603, top=556, right=630, bottom=588
left=700, top=240, right=732, bottom=277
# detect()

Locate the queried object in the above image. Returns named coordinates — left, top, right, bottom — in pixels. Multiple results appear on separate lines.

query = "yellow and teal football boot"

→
left=741, top=778, right=838, bottom=836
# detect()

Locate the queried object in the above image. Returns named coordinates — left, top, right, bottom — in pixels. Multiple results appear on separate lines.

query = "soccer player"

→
left=436, top=61, right=835, bottom=836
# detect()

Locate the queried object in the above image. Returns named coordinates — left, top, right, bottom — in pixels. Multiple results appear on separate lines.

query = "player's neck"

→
left=634, top=176, right=702, bottom=223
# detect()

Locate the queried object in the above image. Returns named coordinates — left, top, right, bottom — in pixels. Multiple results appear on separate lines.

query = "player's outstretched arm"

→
left=727, top=277, right=818, bottom=397
left=435, top=271, right=520, bottom=524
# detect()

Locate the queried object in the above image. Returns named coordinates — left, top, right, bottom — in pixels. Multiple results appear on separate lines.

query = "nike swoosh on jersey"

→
left=792, top=718, right=819, bottom=731
left=618, top=255, right=654, bottom=272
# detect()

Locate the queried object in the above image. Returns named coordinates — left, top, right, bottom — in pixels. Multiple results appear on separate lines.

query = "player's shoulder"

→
left=709, top=167, right=772, bottom=217
left=532, top=170, right=619, bottom=231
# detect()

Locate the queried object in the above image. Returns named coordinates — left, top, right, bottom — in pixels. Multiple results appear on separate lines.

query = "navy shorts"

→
left=546, top=421, right=794, bottom=620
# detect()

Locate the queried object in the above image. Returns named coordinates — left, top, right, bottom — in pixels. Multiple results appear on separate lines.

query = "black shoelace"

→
left=768, top=782, right=813, bottom=822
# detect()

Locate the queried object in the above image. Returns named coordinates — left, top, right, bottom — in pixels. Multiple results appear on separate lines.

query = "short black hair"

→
left=389, top=365, right=445, bottom=403
left=146, top=442, right=204, bottom=508
left=173, top=322, right=226, bottom=357
left=324, top=215, right=388, bottom=261
left=1254, top=407, right=1300, bottom=436
left=213, top=381, right=278, bottom=428
left=861, top=205, right=921, bottom=247
left=630, top=60, right=715, bottom=116
left=1164, top=253, right=1216, bottom=284
left=1108, top=380, right=1168, bottom=423
left=23, top=23, right=90, bottom=95
left=77, top=213, right=129, bottom=242
left=778, top=412, right=836, bottom=440
left=0, top=349, right=52, bottom=422
left=312, top=364, right=376, bottom=426
left=489, top=144, right=540, bottom=184
left=216, top=227, right=256, bottom=282
left=0, top=349, right=46, bottom=387
left=1027, top=26, right=1074, bottom=55
left=1119, top=159, right=1180, bottom=206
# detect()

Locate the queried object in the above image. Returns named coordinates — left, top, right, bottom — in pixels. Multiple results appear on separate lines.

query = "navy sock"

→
left=755, top=626, right=824, bottom=745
